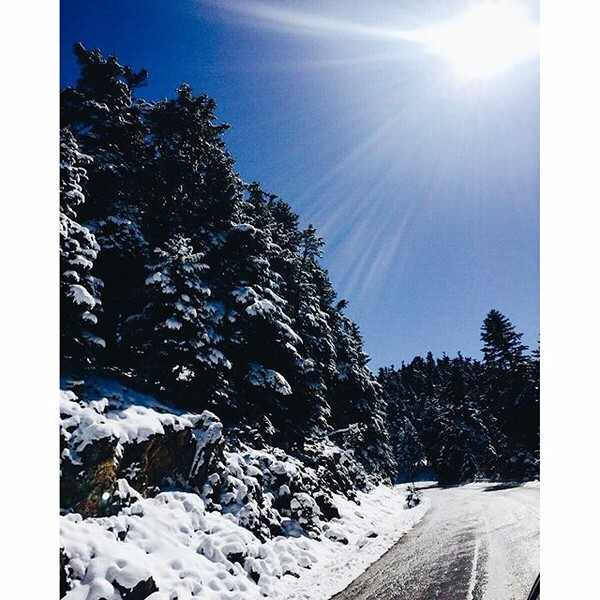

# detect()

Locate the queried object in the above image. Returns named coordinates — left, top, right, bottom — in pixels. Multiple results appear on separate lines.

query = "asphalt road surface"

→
left=331, top=483, right=539, bottom=600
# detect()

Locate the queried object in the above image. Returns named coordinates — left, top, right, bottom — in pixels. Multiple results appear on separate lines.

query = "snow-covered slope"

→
left=60, top=378, right=429, bottom=599
left=61, top=484, right=429, bottom=600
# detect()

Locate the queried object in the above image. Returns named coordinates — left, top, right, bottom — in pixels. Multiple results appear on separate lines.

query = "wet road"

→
left=331, top=483, right=539, bottom=600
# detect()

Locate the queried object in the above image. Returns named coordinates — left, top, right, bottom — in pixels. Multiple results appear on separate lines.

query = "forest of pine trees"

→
left=379, top=309, right=540, bottom=485
left=60, top=44, right=396, bottom=485
left=60, top=45, right=539, bottom=491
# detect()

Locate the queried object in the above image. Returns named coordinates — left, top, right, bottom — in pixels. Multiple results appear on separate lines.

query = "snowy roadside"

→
left=271, top=484, right=430, bottom=600
left=61, top=484, right=429, bottom=600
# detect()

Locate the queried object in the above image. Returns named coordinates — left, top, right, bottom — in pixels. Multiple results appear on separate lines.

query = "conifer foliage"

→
left=481, top=309, right=528, bottom=369
left=379, top=311, right=540, bottom=484
left=60, top=45, right=396, bottom=485
left=60, top=128, right=105, bottom=365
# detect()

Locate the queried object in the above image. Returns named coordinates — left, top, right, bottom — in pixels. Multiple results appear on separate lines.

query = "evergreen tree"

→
left=435, top=360, right=494, bottom=485
left=481, top=309, right=528, bottom=369
left=61, top=44, right=152, bottom=360
left=328, top=314, right=397, bottom=480
left=60, top=128, right=104, bottom=366
left=285, top=221, right=337, bottom=438
left=216, top=213, right=304, bottom=433
left=122, top=236, right=231, bottom=404
left=60, top=43, right=150, bottom=220
left=391, top=416, right=426, bottom=482
left=143, top=83, right=241, bottom=244
left=480, top=310, right=539, bottom=479
left=379, top=366, right=427, bottom=482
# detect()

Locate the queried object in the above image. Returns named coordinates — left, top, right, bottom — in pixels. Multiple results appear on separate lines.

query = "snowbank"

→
left=270, top=485, right=430, bottom=599
left=61, top=484, right=429, bottom=600
left=60, top=378, right=430, bottom=598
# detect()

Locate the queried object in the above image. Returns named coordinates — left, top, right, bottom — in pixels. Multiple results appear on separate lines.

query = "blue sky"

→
left=61, top=0, right=539, bottom=367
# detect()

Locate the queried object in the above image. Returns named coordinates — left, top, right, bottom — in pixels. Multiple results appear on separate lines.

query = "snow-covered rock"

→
left=60, top=378, right=346, bottom=532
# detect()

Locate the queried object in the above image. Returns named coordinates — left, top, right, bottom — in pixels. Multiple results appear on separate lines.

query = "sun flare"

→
left=409, top=1, right=539, bottom=80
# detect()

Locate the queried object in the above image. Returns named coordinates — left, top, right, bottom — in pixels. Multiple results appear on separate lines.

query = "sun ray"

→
left=210, top=0, right=539, bottom=81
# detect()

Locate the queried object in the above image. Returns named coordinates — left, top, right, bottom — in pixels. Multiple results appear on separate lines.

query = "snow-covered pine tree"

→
left=378, top=366, right=428, bottom=482
left=121, top=236, right=232, bottom=405
left=60, top=128, right=105, bottom=366
left=61, top=44, right=152, bottom=361
left=391, top=416, right=427, bottom=482
left=143, top=83, right=242, bottom=245
left=214, top=195, right=308, bottom=439
left=327, top=312, right=397, bottom=482
left=60, top=43, right=150, bottom=220
left=389, top=356, right=442, bottom=471
left=480, top=310, right=538, bottom=479
left=435, top=359, right=495, bottom=485
left=283, top=221, right=337, bottom=438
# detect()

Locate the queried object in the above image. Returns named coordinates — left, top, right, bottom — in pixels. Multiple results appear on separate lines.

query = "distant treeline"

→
left=379, top=309, right=539, bottom=484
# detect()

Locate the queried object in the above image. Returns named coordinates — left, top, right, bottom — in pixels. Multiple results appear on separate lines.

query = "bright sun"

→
left=409, top=1, right=539, bottom=80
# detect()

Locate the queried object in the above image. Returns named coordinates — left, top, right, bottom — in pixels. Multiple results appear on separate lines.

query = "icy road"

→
left=331, top=483, right=539, bottom=600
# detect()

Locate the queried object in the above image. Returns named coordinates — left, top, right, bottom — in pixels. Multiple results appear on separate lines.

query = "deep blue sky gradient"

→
left=61, top=0, right=539, bottom=367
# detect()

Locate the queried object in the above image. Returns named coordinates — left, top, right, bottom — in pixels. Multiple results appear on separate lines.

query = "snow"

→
left=246, top=364, right=293, bottom=396
left=521, top=481, right=540, bottom=489
left=165, top=317, right=183, bottom=330
left=82, top=332, right=107, bottom=348
left=270, top=485, right=430, bottom=600
left=145, top=271, right=169, bottom=286
left=69, top=255, right=95, bottom=270
left=68, top=284, right=97, bottom=309
left=60, top=379, right=430, bottom=599
left=81, top=311, right=98, bottom=324
left=176, top=366, right=195, bottom=381
left=61, top=485, right=429, bottom=600
left=279, top=322, right=303, bottom=346
left=189, top=416, right=223, bottom=480
left=231, top=223, right=259, bottom=235
left=175, top=301, right=199, bottom=319
left=59, top=379, right=205, bottom=452
left=247, top=299, right=277, bottom=317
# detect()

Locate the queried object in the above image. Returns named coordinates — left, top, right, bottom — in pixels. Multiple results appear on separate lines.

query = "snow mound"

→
left=61, top=486, right=429, bottom=599
left=60, top=378, right=430, bottom=598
